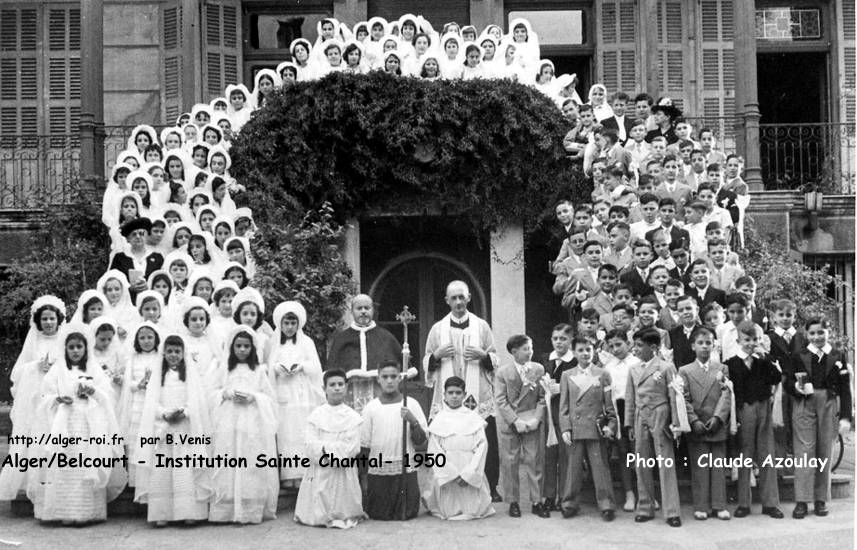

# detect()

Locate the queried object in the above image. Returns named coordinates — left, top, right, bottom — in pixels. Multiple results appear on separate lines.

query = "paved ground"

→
left=1, top=431, right=853, bottom=549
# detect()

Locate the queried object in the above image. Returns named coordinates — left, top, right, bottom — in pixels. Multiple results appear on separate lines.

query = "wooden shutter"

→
left=840, top=1, right=855, bottom=123
left=699, top=0, right=735, bottom=150
left=161, top=0, right=184, bottom=124
left=596, top=0, right=639, bottom=93
left=46, top=6, right=81, bottom=148
left=656, top=0, right=687, bottom=110
left=0, top=8, right=39, bottom=147
left=201, top=0, right=242, bottom=101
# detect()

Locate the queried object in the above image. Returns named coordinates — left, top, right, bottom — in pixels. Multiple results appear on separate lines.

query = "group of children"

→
left=492, top=290, right=851, bottom=528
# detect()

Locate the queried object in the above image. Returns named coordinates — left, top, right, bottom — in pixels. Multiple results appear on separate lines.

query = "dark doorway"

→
left=545, top=55, right=591, bottom=99
left=757, top=52, right=828, bottom=123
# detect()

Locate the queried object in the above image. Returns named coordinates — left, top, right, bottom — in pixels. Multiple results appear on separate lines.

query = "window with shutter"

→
left=596, top=0, right=638, bottom=94
left=698, top=0, right=736, bottom=150
left=841, top=2, right=856, bottom=123
left=45, top=6, right=81, bottom=147
left=656, top=0, right=686, bottom=110
left=0, top=8, right=40, bottom=147
left=202, top=0, right=243, bottom=101
left=161, top=1, right=183, bottom=124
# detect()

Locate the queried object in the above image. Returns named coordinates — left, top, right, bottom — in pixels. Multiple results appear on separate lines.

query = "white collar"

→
left=774, top=326, right=796, bottom=337
left=736, top=349, right=752, bottom=360
left=549, top=350, right=574, bottom=362
left=450, top=311, right=470, bottom=324
left=697, top=359, right=710, bottom=370
left=808, top=343, right=832, bottom=356
left=696, top=284, right=709, bottom=295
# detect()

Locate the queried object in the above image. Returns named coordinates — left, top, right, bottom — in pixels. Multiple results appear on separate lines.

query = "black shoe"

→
left=532, top=503, right=551, bottom=518
left=792, top=502, right=808, bottom=519
left=541, top=497, right=555, bottom=511
left=667, top=516, right=682, bottom=527
left=491, top=490, right=503, bottom=503
left=762, top=506, right=784, bottom=519
left=814, top=501, right=828, bottom=517
left=734, top=506, right=751, bottom=518
left=561, top=506, right=579, bottom=519
left=508, top=502, right=521, bottom=518
left=601, top=509, right=615, bottom=522
left=634, top=514, right=655, bottom=523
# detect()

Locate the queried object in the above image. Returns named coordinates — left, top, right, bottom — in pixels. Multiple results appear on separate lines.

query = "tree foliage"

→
left=740, top=220, right=853, bottom=353
left=230, top=71, right=588, bottom=233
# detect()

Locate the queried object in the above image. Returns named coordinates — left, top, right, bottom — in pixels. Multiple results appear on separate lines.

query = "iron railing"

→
left=759, top=122, right=856, bottom=194
left=0, top=126, right=151, bottom=209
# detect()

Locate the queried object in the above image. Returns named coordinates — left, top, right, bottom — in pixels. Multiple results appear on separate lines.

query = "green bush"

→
left=740, top=220, right=853, bottom=353
left=250, top=202, right=357, bottom=353
left=0, top=183, right=109, bottom=402
left=231, top=71, right=588, bottom=235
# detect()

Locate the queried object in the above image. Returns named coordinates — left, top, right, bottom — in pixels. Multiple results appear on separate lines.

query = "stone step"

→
left=8, top=474, right=850, bottom=518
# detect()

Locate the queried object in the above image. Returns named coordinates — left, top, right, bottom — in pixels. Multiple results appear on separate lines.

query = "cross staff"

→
left=396, top=305, right=416, bottom=520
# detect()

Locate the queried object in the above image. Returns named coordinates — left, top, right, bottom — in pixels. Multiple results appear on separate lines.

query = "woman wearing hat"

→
left=109, top=217, right=165, bottom=304
left=646, top=99, right=682, bottom=145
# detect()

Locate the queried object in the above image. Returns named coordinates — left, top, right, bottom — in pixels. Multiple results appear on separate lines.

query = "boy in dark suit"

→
left=767, top=299, right=806, bottom=455
left=734, top=275, right=768, bottom=330
left=620, top=239, right=655, bottom=300
left=645, top=197, right=690, bottom=249
left=559, top=336, right=617, bottom=521
left=679, top=325, right=732, bottom=521
left=494, top=334, right=549, bottom=518
left=668, top=247, right=692, bottom=286
left=540, top=324, right=576, bottom=511
left=686, top=259, right=726, bottom=308
left=726, top=321, right=784, bottom=519
left=668, top=295, right=702, bottom=368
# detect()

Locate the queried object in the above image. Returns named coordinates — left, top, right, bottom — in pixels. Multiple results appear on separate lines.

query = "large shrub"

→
left=231, top=71, right=588, bottom=233
left=0, top=184, right=109, bottom=402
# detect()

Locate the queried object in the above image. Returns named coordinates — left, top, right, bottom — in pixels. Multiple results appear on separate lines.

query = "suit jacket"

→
left=582, top=289, right=614, bottom=317
left=668, top=264, right=693, bottom=286
left=679, top=361, right=732, bottom=441
left=787, top=349, right=852, bottom=421
left=749, top=304, right=768, bottom=331
left=624, top=356, right=679, bottom=433
left=555, top=266, right=601, bottom=309
left=619, top=266, right=654, bottom=300
left=601, top=115, right=635, bottom=145
left=645, top=225, right=691, bottom=252
left=768, top=329, right=807, bottom=391
left=725, top=354, right=781, bottom=405
left=716, top=187, right=740, bottom=224
left=669, top=324, right=701, bottom=369
left=655, top=182, right=694, bottom=222
left=559, top=365, right=617, bottom=440
left=109, top=251, right=164, bottom=303
left=494, top=361, right=547, bottom=433
left=603, top=246, right=632, bottom=272
left=658, top=306, right=681, bottom=331
left=687, top=285, right=727, bottom=308
left=539, top=352, right=575, bottom=423
left=708, top=263, right=745, bottom=291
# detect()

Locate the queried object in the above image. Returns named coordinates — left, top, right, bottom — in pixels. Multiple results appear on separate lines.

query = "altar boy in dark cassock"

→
left=625, top=327, right=682, bottom=527
left=539, top=324, right=576, bottom=511
left=494, top=334, right=549, bottom=518
left=360, top=361, right=427, bottom=521
left=726, top=321, right=784, bottom=519
left=678, top=325, right=732, bottom=521
left=326, top=294, right=402, bottom=414
left=558, top=336, right=617, bottom=521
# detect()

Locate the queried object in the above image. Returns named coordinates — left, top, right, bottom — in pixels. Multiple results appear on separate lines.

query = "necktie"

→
left=744, top=356, right=753, bottom=370
left=783, top=331, right=792, bottom=344
left=700, top=362, right=709, bottom=373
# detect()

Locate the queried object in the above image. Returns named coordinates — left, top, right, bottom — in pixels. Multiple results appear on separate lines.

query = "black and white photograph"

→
left=0, top=1, right=854, bottom=548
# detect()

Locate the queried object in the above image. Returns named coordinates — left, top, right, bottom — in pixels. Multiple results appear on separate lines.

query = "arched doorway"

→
left=368, top=252, right=488, bottom=367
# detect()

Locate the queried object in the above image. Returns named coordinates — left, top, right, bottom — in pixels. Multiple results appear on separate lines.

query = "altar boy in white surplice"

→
left=423, top=280, right=501, bottom=500
left=423, top=376, right=495, bottom=520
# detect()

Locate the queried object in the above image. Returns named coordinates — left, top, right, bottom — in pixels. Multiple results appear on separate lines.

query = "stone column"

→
left=489, top=223, right=526, bottom=364
left=732, top=0, right=763, bottom=190
left=79, top=0, right=105, bottom=187
left=343, top=217, right=361, bottom=288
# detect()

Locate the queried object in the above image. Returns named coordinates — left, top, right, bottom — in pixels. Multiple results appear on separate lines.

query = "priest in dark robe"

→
left=326, top=294, right=403, bottom=414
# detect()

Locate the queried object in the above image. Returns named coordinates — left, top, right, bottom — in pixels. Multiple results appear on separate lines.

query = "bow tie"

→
left=450, top=318, right=469, bottom=330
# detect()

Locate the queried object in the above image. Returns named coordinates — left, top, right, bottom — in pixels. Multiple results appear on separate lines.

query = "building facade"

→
left=0, top=0, right=853, bottom=358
